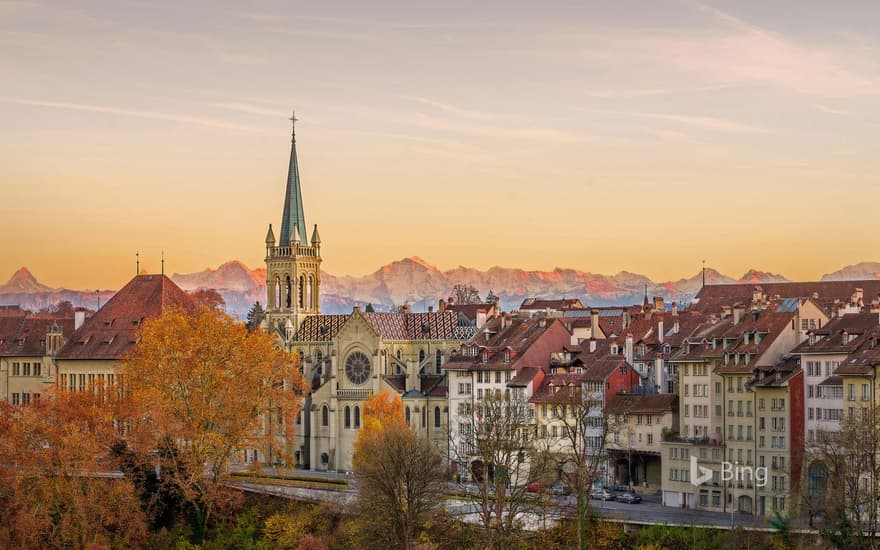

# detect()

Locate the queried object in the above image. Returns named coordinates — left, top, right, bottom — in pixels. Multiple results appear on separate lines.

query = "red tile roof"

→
left=692, top=280, right=880, bottom=315
left=293, top=311, right=461, bottom=342
left=606, top=393, right=678, bottom=414
left=57, top=274, right=195, bottom=360
left=0, top=314, right=76, bottom=357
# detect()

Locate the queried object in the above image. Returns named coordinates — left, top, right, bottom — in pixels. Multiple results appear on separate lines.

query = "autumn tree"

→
left=0, top=389, right=147, bottom=548
left=553, top=384, right=619, bottom=550
left=120, top=307, right=306, bottom=541
left=450, top=392, right=553, bottom=547
left=808, top=405, right=880, bottom=550
left=188, top=287, right=226, bottom=311
left=352, top=391, right=444, bottom=550
left=451, top=283, right=482, bottom=305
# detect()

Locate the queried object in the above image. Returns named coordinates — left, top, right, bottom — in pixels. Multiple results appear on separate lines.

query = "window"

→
left=419, top=349, right=426, bottom=364
left=647, top=433, right=653, bottom=445
left=495, top=371, right=501, bottom=384
left=405, top=406, right=411, bottom=424
left=11, top=362, right=19, bottom=376
left=321, top=405, right=329, bottom=427
left=863, top=384, right=870, bottom=401
left=344, top=406, right=351, bottom=429
left=12, top=393, right=20, bottom=405
left=848, top=384, right=855, bottom=401
left=434, top=406, right=441, bottom=428
left=33, top=362, right=41, bottom=376
left=23, top=363, right=30, bottom=376
left=436, top=350, right=443, bottom=373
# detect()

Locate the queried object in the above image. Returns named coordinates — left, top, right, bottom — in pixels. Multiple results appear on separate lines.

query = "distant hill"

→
left=17, top=257, right=870, bottom=320
left=821, top=262, right=880, bottom=281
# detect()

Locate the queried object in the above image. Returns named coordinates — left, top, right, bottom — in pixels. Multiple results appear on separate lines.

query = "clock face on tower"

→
left=344, top=351, right=372, bottom=385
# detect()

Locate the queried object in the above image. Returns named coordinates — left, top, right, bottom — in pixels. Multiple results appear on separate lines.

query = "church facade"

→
left=262, top=118, right=476, bottom=471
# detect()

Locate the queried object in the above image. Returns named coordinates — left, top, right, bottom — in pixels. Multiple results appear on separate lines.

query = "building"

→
left=444, top=316, right=572, bottom=478
left=606, top=393, right=678, bottom=489
left=261, top=120, right=474, bottom=471
left=55, top=274, right=196, bottom=393
left=0, top=309, right=78, bottom=404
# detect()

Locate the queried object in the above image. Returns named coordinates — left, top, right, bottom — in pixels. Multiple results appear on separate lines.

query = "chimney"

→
left=811, top=292, right=819, bottom=300
left=589, top=339, right=597, bottom=353
left=672, top=301, right=678, bottom=317
left=428, top=305, right=434, bottom=313
left=625, top=334, right=633, bottom=364
left=752, top=286, right=764, bottom=304
left=439, top=299, right=447, bottom=312
left=74, top=309, right=85, bottom=330
left=447, top=296, right=455, bottom=306
left=653, top=296, right=664, bottom=311
left=591, top=309, right=600, bottom=337
left=674, top=319, right=680, bottom=334
left=733, top=304, right=745, bottom=324
left=657, top=320, right=664, bottom=344
left=855, top=288, right=864, bottom=307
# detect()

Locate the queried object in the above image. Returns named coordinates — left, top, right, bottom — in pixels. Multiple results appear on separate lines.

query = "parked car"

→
left=549, top=483, right=571, bottom=496
left=590, top=488, right=615, bottom=501
left=526, top=482, right=545, bottom=493
left=615, top=492, right=642, bottom=504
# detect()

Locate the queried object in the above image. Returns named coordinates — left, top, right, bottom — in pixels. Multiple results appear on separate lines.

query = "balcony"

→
left=337, top=388, right=372, bottom=401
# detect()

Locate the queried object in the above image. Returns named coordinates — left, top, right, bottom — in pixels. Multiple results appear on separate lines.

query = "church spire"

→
left=279, top=111, right=308, bottom=247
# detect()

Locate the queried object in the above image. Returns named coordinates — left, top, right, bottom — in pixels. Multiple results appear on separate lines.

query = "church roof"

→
left=57, top=274, right=196, bottom=360
left=279, top=115, right=308, bottom=247
left=292, top=310, right=462, bottom=342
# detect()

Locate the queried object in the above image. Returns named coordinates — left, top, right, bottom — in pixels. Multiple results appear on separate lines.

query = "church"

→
left=262, top=117, right=476, bottom=471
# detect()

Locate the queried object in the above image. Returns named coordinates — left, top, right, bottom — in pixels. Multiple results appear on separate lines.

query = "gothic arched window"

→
left=354, top=406, right=361, bottom=429
left=405, top=406, right=411, bottom=424
left=316, top=350, right=323, bottom=376
left=419, top=349, right=426, bottom=363
left=298, top=275, right=305, bottom=308
left=307, top=275, right=313, bottom=309
left=434, top=406, right=441, bottom=428
left=344, top=406, right=351, bottom=429
left=321, top=405, right=329, bottom=427
left=435, top=350, right=442, bottom=374
left=274, top=277, right=281, bottom=309
left=285, top=276, right=292, bottom=309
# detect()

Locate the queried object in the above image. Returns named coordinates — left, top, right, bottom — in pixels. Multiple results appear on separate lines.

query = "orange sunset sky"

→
left=1, top=1, right=879, bottom=290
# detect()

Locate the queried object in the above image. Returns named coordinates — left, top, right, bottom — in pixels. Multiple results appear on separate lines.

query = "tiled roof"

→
left=0, top=314, right=76, bottom=357
left=819, top=375, right=843, bottom=386
left=692, top=280, right=880, bottom=315
left=293, top=311, right=461, bottom=342
left=520, top=298, right=584, bottom=311
left=508, top=366, right=540, bottom=387
left=57, top=275, right=196, bottom=360
left=445, top=303, right=495, bottom=323
left=606, top=393, right=677, bottom=414
left=793, top=313, right=880, bottom=355
left=447, top=316, right=567, bottom=370
left=420, top=375, right=446, bottom=397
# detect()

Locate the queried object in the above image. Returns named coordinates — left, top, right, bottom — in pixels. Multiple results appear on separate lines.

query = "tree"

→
left=553, top=384, right=619, bottom=550
left=450, top=392, right=552, bottom=547
left=188, top=288, right=226, bottom=311
left=0, top=389, right=147, bottom=548
left=486, top=290, right=499, bottom=306
left=808, top=405, right=880, bottom=550
left=246, top=301, right=266, bottom=330
left=354, top=390, right=405, bottom=459
left=364, top=303, right=375, bottom=313
left=353, top=412, right=444, bottom=550
left=120, top=307, right=307, bottom=541
left=451, top=284, right=482, bottom=305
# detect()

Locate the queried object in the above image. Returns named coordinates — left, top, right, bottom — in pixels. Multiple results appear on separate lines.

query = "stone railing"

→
left=336, top=388, right=372, bottom=401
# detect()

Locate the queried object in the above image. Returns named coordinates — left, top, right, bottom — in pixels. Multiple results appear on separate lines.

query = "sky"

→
left=1, top=0, right=879, bottom=290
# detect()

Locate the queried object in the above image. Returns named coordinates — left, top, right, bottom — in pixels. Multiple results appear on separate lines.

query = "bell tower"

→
left=264, top=112, right=322, bottom=334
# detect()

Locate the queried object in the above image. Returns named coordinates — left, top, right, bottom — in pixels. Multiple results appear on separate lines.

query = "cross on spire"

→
left=289, top=111, right=298, bottom=142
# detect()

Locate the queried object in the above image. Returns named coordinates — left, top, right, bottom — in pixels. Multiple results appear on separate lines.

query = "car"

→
left=615, top=492, right=642, bottom=504
left=526, top=482, right=545, bottom=493
left=549, top=483, right=571, bottom=496
left=590, top=488, right=615, bottom=501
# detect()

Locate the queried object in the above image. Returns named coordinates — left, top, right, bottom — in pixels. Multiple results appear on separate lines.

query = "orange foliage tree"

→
left=0, top=389, right=147, bottom=548
left=353, top=389, right=405, bottom=459
left=120, top=307, right=306, bottom=537
left=352, top=390, right=444, bottom=549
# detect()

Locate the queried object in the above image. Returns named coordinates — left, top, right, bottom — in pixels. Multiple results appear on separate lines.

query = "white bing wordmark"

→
left=690, top=456, right=768, bottom=487
left=690, top=456, right=712, bottom=486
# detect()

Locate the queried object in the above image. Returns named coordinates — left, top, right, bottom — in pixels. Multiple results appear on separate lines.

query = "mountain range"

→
left=3, top=259, right=878, bottom=319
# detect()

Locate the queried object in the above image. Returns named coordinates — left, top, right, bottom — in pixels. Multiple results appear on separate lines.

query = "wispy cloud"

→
left=0, top=97, right=275, bottom=134
left=397, top=95, right=498, bottom=121
left=812, top=104, right=854, bottom=116
left=574, top=107, right=774, bottom=134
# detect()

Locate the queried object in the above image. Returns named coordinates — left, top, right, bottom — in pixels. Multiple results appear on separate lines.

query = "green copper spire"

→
left=279, top=111, right=308, bottom=246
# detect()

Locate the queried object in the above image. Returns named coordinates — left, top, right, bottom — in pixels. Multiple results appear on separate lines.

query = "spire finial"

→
left=289, top=111, right=298, bottom=143
left=702, top=259, right=706, bottom=288
left=161, top=251, right=165, bottom=276
left=136, top=251, right=140, bottom=276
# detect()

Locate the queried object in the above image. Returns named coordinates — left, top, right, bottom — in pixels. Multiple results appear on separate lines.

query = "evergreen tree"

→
left=245, top=301, right=265, bottom=330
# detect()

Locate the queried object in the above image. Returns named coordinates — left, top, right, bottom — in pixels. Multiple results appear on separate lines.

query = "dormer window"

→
left=481, top=350, right=488, bottom=363
left=504, top=350, right=510, bottom=362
